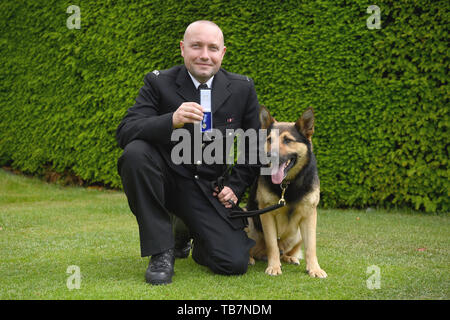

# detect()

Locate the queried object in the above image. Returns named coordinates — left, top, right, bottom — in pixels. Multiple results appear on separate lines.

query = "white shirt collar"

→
left=187, top=71, right=214, bottom=89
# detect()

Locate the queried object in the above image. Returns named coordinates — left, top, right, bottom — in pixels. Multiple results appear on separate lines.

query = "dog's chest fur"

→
left=255, top=177, right=320, bottom=243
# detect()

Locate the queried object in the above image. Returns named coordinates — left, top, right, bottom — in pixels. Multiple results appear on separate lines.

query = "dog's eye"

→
left=284, top=137, right=294, bottom=144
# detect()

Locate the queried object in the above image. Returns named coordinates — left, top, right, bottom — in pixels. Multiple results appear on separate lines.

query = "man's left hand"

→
left=213, top=186, right=237, bottom=208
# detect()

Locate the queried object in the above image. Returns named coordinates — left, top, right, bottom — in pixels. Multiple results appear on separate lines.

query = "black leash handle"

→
left=211, top=176, right=236, bottom=207
left=229, top=181, right=289, bottom=218
left=211, top=172, right=288, bottom=219
left=229, top=202, right=285, bottom=218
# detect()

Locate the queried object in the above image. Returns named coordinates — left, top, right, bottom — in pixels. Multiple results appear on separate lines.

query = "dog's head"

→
left=260, top=105, right=315, bottom=185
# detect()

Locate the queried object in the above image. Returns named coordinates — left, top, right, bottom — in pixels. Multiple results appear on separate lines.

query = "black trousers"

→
left=117, top=139, right=254, bottom=275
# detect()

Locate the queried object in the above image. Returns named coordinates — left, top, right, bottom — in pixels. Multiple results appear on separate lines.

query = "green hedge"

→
left=0, top=0, right=448, bottom=212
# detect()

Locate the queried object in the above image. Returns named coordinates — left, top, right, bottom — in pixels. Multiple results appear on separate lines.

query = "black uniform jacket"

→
left=116, top=65, right=260, bottom=229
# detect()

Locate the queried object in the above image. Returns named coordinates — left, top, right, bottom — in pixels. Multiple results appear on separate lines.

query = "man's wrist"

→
left=172, top=113, right=184, bottom=129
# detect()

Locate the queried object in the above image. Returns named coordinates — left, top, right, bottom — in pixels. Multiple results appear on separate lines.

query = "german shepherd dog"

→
left=246, top=106, right=327, bottom=278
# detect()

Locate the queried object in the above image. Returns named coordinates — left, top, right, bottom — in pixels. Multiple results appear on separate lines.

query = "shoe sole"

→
left=145, top=272, right=174, bottom=285
left=147, top=279, right=172, bottom=285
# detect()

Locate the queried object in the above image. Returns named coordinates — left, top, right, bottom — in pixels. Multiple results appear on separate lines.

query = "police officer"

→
left=116, top=20, right=260, bottom=285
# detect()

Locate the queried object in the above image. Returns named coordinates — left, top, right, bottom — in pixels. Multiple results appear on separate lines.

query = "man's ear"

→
left=295, top=107, right=315, bottom=141
left=221, top=46, right=227, bottom=58
left=259, top=105, right=275, bottom=129
left=180, top=40, right=185, bottom=57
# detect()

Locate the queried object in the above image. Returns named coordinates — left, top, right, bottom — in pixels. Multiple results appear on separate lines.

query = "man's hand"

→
left=172, top=102, right=204, bottom=128
left=213, top=186, right=238, bottom=209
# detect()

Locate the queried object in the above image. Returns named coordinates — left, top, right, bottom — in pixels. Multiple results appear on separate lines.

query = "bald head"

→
left=183, top=20, right=224, bottom=46
left=180, top=20, right=227, bottom=83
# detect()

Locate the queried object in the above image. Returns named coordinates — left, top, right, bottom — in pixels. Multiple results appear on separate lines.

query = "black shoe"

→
left=145, top=249, right=175, bottom=285
left=174, top=240, right=191, bottom=259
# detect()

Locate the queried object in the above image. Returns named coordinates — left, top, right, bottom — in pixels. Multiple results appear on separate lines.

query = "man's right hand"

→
left=172, top=102, right=204, bottom=128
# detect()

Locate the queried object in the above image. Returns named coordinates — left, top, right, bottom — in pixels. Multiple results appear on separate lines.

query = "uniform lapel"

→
left=176, top=66, right=199, bottom=103
left=211, top=69, right=231, bottom=114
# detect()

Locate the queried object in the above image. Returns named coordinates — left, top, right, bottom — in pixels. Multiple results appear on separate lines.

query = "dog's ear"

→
left=295, top=107, right=314, bottom=141
left=259, top=105, right=275, bottom=129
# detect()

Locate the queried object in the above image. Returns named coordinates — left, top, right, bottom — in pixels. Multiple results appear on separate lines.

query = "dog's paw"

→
left=265, top=264, right=282, bottom=276
left=281, top=255, right=300, bottom=265
left=248, top=256, right=255, bottom=265
left=307, top=268, right=327, bottom=278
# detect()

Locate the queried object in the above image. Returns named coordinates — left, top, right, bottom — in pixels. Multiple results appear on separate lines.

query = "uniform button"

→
left=194, top=175, right=199, bottom=180
left=196, top=160, right=202, bottom=165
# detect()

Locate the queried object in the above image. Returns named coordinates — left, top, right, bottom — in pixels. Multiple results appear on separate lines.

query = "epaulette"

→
left=220, top=68, right=250, bottom=82
left=228, top=72, right=251, bottom=82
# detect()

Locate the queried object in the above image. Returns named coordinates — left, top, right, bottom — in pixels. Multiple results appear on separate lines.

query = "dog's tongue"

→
left=271, top=162, right=287, bottom=185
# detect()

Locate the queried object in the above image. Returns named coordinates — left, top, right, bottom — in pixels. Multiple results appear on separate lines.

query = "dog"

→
left=246, top=106, right=327, bottom=278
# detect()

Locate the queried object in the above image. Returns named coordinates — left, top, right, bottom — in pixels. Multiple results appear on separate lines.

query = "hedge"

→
left=0, top=0, right=448, bottom=212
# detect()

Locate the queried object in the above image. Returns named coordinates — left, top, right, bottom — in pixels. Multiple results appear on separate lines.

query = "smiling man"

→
left=181, top=21, right=226, bottom=84
left=116, top=20, right=260, bottom=285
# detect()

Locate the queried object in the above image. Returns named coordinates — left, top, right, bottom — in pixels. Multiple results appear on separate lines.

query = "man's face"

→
left=180, top=23, right=226, bottom=83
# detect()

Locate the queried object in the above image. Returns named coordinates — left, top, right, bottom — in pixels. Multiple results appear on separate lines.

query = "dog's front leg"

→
left=260, top=213, right=282, bottom=275
left=299, top=210, right=327, bottom=278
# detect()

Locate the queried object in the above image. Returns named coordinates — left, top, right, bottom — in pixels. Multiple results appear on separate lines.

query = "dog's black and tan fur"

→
left=246, top=106, right=327, bottom=278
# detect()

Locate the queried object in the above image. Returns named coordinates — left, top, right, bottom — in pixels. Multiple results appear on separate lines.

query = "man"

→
left=116, top=20, right=260, bottom=285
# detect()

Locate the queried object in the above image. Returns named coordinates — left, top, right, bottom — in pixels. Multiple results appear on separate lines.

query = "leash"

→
left=211, top=174, right=289, bottom=219
left=229, top=182, right=289, bottom=218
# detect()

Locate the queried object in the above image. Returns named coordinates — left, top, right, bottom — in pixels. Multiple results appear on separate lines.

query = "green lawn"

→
left=0, top=169, right=448, bottom=300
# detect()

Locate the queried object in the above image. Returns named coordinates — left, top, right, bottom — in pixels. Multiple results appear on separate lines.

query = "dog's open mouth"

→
left=271, top=156, right=296, bottom=184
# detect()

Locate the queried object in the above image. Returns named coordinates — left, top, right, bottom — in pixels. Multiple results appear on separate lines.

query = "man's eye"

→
left=284, top=137, right=293, bottom=144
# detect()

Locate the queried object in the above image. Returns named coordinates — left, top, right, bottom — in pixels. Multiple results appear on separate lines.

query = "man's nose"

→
left=199, top=47, right=209, bottom=60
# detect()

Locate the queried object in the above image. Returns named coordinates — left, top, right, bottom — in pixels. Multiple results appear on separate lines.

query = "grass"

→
left=0, top=168, right=448, bottom=300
